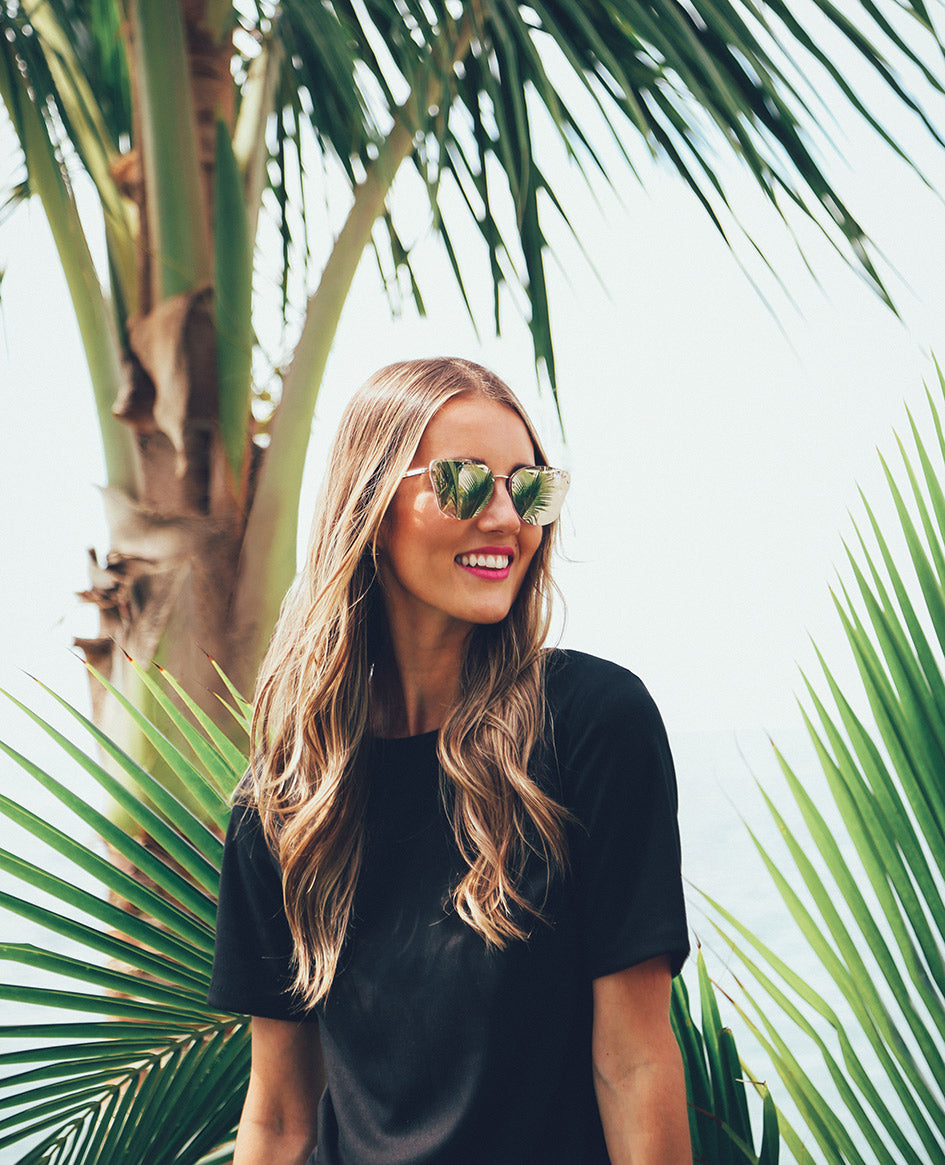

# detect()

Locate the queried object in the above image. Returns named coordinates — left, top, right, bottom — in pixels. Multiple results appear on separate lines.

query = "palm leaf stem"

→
left=832, top=592, right=945, bottom=854
left=800, top=683, right=945, bottom=1002
left=233, top=30, right=284, bottom=246
left=0, top=1042, right=165, bottom=1069
left=751, top=787, right=945, bottom=1153
left=723, top=978, right=877, bottom=1165
left=142, top=663, right=248, bottom=779
left=22, top=0, right=136, bottom=313
left=214, top=115, right=255, bottom=483
left=130, top=0, right=211, bottom=302
left=851, top=495, right=945, bottom=737
left=710, top=913, right=910, bottom=1163
left=0, top=1068, right=150, bottom=1116
left=0, top=847, right=212, bottom=972
left=0, top=30, right=131, bottom=493
left=0, top=1091, right=115, bottom=1149
left=810, top=636, right=945, bottom=936
left=0, top=984, right=211, bottom=1023
left=0, top=1022, right=209, bottom=1041
left=105, top=660, right=242, bottom=801
left=0, top=739, right=215, bottom=925
left=770, top=732, right=945, bottom=1082
left=0, top=891, right=209, bottom=990
left=74, top=667, right=231, bottom=829
left=0, top=945, right=208, bottom=1009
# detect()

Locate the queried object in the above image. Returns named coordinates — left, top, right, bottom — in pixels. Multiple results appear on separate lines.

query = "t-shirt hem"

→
left=206, top=991, right=316, bottom=1023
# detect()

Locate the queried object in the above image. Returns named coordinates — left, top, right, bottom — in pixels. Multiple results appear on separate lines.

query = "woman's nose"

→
left=478, top=476, right=521, bottom=530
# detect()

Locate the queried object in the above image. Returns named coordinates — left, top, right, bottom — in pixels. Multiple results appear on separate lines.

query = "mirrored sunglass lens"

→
left=509, top=467, right=570, bottom=525
left=431, top=460, right=495, bottom=519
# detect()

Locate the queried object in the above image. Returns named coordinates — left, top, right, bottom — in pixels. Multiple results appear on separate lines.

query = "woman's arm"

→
left=591, top=955, right=691, bottom=1165
left=233, top=1016, right=324, bottom=1165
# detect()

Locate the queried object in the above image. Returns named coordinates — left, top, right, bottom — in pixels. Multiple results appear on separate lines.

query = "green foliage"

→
left=673, top=952, right=782, bottom=1165
left=0, top=664, right=776, bottom=1162
left=708, top=366, right=945, bottom=1162
left=133, top=0, right=211, bottom=300
left=0, top=666, right=247, bottom=1164
left=214, top=117, right=255, bottom=481
left=3, top=0, right=945, bottom=409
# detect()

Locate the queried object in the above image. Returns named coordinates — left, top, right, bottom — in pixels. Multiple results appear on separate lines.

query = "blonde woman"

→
left=208, top=358, right=690, bottom=1164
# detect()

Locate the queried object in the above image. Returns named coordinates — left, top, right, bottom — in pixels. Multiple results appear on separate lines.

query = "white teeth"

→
left=458, top=553, right=510, bottom=569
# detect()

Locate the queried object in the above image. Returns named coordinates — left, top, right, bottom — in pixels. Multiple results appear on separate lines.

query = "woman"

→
left=209, top=357, right=690, bottom=1164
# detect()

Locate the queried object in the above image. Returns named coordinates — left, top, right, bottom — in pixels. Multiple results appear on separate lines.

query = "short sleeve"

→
left=548, top=652, right=689, bottom=981
left=208, top=801, right=309, bottom=1019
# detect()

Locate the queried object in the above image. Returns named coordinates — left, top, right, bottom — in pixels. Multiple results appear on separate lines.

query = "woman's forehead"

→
left=415, top=394, right=536, bottom=463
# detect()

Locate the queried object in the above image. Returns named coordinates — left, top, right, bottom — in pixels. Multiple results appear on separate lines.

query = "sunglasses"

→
left=402, top=459, right=570, bottom=526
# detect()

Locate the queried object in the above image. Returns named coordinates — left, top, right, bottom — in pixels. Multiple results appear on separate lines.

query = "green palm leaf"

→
left=672, top=951, right=782, bottom=1164
left=0, top=668, right=249, bottom=1163
left=709, top=365, right=945, bottom=1161
left=5, top=0, right=945, bottom=406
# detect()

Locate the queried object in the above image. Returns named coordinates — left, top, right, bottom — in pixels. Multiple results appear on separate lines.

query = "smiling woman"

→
left=378, top=394, right=545, bottom=646
left=207, top=357, right=691, bottom=1165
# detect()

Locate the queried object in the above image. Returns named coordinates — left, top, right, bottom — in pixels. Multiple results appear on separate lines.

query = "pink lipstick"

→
left=455, top=546, right=514, bottom=581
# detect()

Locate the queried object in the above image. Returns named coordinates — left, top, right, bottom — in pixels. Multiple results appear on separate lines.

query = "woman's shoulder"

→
left=539, top=650, right=675, bottom=809
left=542, top=648, right=654, bottom=716
left=221, top=789, right=284, bottom=876
left=540, top=648, right=669, bottom=762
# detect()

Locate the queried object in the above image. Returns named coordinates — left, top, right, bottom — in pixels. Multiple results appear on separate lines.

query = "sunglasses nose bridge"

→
left=477, top=472, right=521, bottom=526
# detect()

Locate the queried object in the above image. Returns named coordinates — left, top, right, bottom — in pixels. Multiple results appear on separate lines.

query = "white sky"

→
left=1, top=34, right=945, bottom=746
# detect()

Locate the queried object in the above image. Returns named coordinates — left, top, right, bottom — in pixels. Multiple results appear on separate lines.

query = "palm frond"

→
left=674, top=951, right=784, bottom=1164
left=2, top=0, right=944, bottom=513
left=12, top=0, right=934, bottom=389
left=0, top=5, right=132, bottom=490
left=257, top=0, right=945, bottom=395
left=709, top=365, right=945, bottom=1161
left=214, top=117, right=255, bottom=485
left=0, top=666, right=249, bottom=1164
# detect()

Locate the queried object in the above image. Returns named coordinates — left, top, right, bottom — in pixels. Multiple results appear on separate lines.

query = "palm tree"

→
left=708, top=367, right=945, bottom=1162
left=0, top=663, right=781, bottom=1163
left=2, top=0, right=944, bottom=756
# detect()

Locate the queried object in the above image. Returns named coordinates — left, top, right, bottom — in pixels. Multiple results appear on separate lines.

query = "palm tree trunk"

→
left=75, top=3, right=255, bottom=790
left=72, top=1, right=450, bottom=774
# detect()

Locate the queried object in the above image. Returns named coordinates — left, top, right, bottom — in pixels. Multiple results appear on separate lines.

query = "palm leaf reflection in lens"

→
left=511, top=468, right=560, bottom=524
left=432, top=460, right=494, bottom=519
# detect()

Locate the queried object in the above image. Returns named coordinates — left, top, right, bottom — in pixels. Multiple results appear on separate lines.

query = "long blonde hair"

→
left=250, top=357, right=569, bottom=1008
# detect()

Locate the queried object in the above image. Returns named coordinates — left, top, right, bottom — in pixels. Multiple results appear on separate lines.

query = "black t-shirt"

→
left=208, top=650, right=689, bottom=1164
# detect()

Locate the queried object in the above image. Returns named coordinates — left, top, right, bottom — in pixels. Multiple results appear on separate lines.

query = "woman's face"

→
left=377, top=393, right=544, bottom=642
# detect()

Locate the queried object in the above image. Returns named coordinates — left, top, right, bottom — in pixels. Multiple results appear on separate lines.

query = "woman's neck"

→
left=371, top=620, right=469, bottom=738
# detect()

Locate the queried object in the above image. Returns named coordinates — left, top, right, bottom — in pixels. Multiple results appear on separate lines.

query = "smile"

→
left=456, top=553, right=511, bottom=569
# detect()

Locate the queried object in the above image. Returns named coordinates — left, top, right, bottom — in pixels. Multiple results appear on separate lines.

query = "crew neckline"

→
left=370, top=728, right=440, bottom=744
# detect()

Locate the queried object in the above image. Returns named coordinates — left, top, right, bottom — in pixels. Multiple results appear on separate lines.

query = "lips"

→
left=457, top=552, right=510, bottom=569
left=455, top=546, right=514, bottom=580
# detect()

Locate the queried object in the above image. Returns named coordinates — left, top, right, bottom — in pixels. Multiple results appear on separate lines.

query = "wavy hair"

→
left=249, top=357, right=568, bottom=1008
